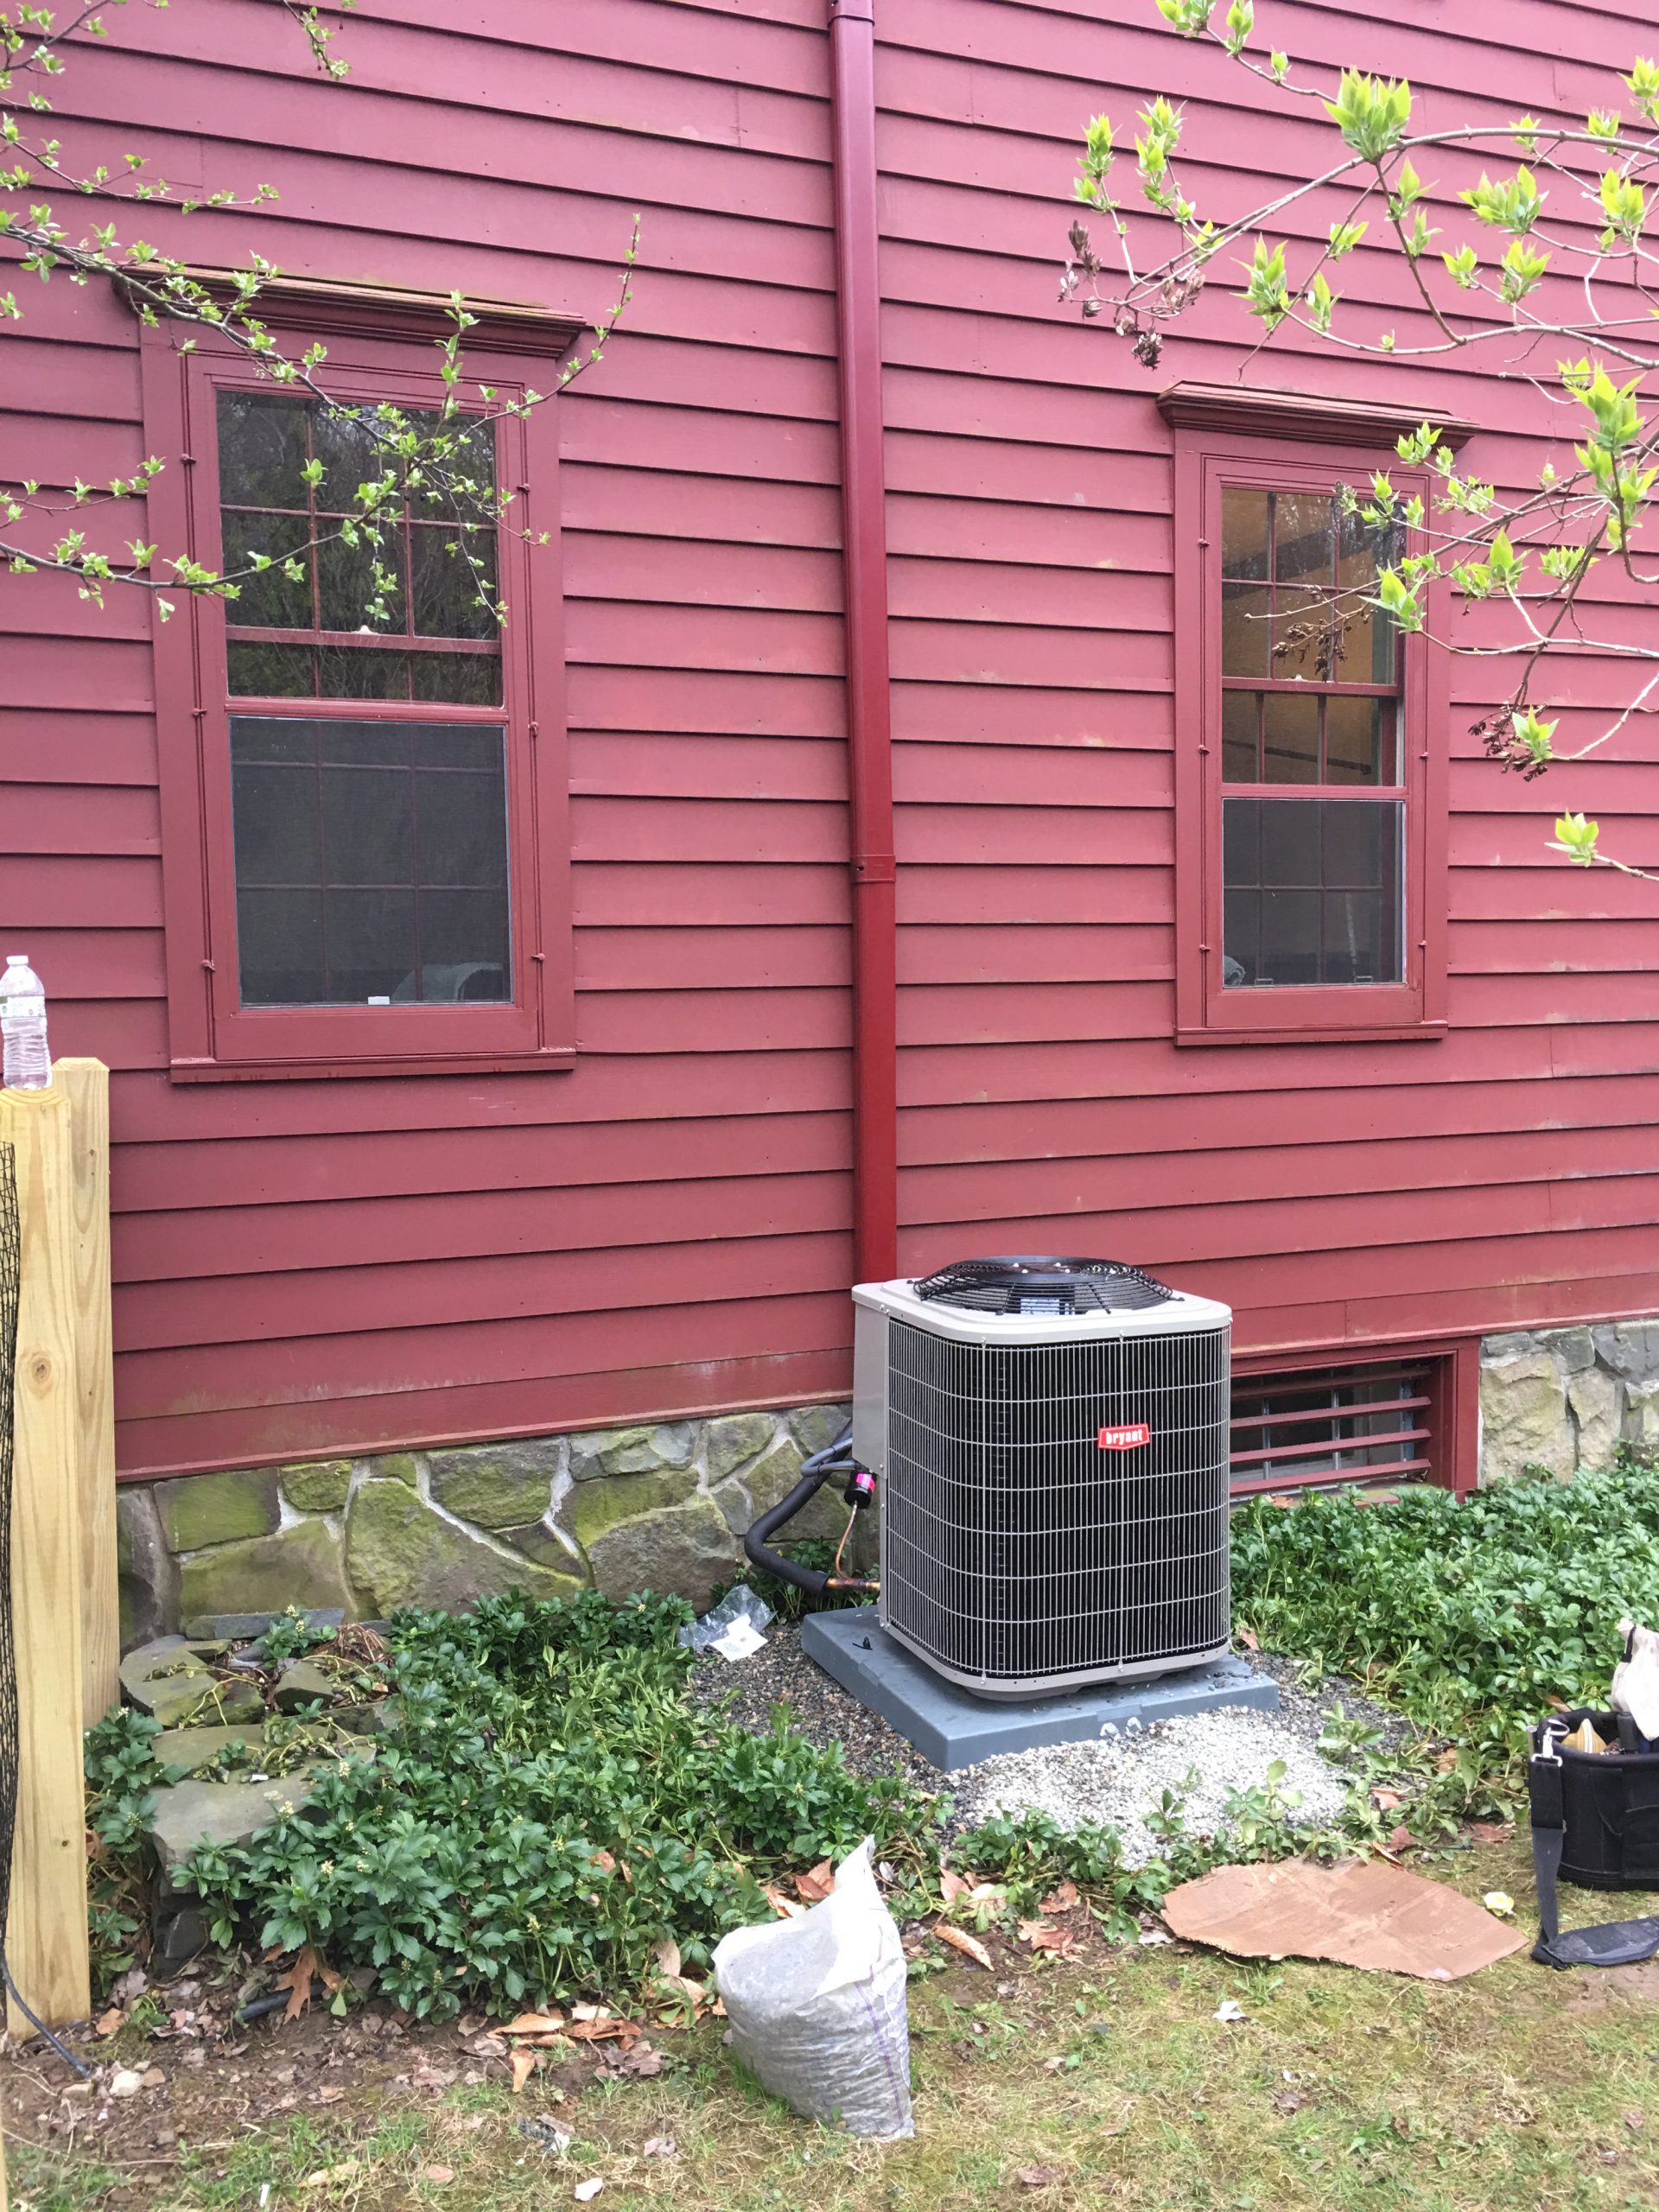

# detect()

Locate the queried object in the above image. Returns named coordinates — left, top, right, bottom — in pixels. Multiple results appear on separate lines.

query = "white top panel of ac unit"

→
left=851, top=1276, right=1232, bottom=1344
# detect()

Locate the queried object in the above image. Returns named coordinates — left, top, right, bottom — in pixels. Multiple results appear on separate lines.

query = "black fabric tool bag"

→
left=1529, top=1710, right=1659, bottom=1890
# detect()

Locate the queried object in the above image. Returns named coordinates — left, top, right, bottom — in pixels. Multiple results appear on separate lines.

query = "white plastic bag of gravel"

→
left=952, top=1706, right=1349, bottom=1867
left=712, top=1837, right=913, bottom=2139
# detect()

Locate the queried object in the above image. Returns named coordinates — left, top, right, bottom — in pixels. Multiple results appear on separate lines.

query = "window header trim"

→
left=1157, top=379, right=1476, bottom=452
left=137, top=266, right=586, bottom=358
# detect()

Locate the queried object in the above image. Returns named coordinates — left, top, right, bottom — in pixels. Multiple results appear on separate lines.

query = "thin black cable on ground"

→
left=0, top=1142, right=92, bottom=2082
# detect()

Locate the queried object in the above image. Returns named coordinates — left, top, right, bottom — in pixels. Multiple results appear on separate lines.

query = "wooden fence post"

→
left=57, top=1064, right=117, bottom=1726
left=1, top=1081, right=92, bottom=2032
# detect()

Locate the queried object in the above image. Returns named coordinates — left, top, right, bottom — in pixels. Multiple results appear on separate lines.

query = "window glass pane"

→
left=326, top=887, right=418, bottom=1001
left=1222, top=690, right=1259, bottom=781
left=1222, top=582, right=1270, bottom=677
left=315, top=645, right=412, bottom=700
left=229, top=717, right=318, bottom=766
left=410, top=892, right=511, bottom=995
left=221, top=512, right=313, bottom=629
left=321, top=766, right=416, bottom=887
left=1325, top=695, right=1394, bottom=785
left=230, top=763, right=322, bottom=886
left=1335, top=506, right=1400, bottom=683
left=216, top=392, right=309, bottom=511
left=410, top=652, right=505, bottom=706
left=1221, top=488, right=1269, bottom=580
left=1259, top=888, right=1322, bottom=985
left=1271, top=585, right=1329, bottom=681
left=236, top=889, right=325, bottom=1005
left=316, top=528, right=407, bottom=634
left=410, top=525, right=499, bottom=640
left=1262, top=692, right=1319, bottom=783
left=1222, top=798, right=1402, bottom=988
left=228, top=641, right=317, bottom=698
left=1273, top=493, right=1334, bottom=589
left=311, top=404, right=406, bottom=516
left=229, top=715, right=512, bottom=1007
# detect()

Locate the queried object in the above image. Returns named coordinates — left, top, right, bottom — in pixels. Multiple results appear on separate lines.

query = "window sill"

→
left=1175, top=1020, right=1446, bottom=1049
left=168, top=1047, right=577, bottom=1084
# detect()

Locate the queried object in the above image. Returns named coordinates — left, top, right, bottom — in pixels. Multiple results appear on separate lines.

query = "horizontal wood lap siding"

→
left=3, top=2, right=855, bottom=1473
left=877, top=0, right=1659, bottom=1351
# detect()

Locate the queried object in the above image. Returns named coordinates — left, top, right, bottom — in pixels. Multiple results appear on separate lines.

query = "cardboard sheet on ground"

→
left=1161, top=1859, right=1528, bottom=1980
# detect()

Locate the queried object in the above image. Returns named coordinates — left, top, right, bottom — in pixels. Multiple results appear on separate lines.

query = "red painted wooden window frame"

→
left=141, top=312, right=575, bottom=1082
left=1171, top=430, right=1450, bottom=1047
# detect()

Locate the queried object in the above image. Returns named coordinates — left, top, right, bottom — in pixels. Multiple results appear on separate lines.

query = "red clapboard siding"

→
left=10, top=0, right=1659, bottom=1486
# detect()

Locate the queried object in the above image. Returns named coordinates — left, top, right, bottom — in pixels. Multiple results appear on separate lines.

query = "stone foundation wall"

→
left=115, top=1319, right=1659, bottom=1645
left=1479, top=1320, right=1659, bottom=1482
left=117, top=1402, right=853, bottom=1649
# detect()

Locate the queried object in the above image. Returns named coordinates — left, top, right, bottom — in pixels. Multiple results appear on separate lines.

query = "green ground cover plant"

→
left=1232, top=1459, right=1659, bottom=1777
left=85, top=1591, right=1352, bottom=2018
left=174, top=1590, right=932, bottom=2018
left=87, top=1465, right=1659, bottom=2020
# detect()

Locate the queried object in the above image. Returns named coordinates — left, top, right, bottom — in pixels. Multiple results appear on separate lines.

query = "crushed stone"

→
left=949, top=1704, right=1352, bottom=1867
left=694, top=1613, right=1408, bottom=1858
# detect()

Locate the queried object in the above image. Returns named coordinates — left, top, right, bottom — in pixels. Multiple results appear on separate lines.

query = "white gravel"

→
left=951, top=1705, right=1351, bottom=1868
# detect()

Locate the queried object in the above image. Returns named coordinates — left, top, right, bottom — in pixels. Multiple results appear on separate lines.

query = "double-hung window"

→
left=142, top=278, right=578, bottom=1079
left=1162, top=385, right=1463, bottom=1045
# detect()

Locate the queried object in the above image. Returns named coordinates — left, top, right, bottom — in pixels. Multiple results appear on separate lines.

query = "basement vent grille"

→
left=881, top=1316, right=1231, bottom=1688
left=1229, top=1362, right=1433, bottom=1497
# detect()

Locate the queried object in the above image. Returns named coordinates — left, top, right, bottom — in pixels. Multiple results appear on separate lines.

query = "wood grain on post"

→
left=1, top=1084, right=92, bottom=2032
left=56, top=1063, right=117, bottom=1725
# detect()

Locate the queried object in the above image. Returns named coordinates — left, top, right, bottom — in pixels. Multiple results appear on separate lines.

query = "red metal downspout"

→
left=828, top=0, right=899, bottom=1285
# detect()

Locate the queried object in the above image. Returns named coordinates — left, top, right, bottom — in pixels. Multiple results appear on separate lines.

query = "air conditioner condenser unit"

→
left=852, top=1256, right=1233, bottom=1700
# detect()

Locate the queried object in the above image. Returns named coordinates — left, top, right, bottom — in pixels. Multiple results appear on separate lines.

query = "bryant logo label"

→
left=1097, top=1421, right=1151, bottom=1451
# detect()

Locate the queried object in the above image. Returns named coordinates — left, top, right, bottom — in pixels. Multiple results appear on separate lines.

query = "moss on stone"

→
left=583, top=1496, right=736, bottom=1611
left=369, top=1452, right=419, bottom=1487
left=155, top=1468, right=282, bottom=1554
left=703, top=1413, right=777, bottom=1481
left=428, top=1443, right=556, bottom=1530
left=564, top=1467, right=699, bottom=1550
left=345, top=1479, right=582, bottom=1616
left=279, top=1459, right=353, bottom=1514
left=569, top=1424, right=696, bottom=1480
left=178, top=1518, right=353, bottom=1624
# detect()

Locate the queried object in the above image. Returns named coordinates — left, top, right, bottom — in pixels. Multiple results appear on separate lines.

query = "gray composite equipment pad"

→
left=800, top=1607, right=1280, bottom=1772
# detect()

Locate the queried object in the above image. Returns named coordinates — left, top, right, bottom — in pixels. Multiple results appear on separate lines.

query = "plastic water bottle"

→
left=0, top=955, right=52, bottom=1090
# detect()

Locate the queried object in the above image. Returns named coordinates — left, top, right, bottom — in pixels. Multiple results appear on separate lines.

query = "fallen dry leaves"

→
left=1041, top=1879, right=1079, bottom=1915
left=274, top=1945, right=343, bottom=2024
left=510, top=2049, right=539, bottom=2095
left=764, top=1885, right=806, bottom=1920
left=795, top=1859, right=835, bottom=1904
left=1018, top=1920, right=1080, bottom=1959
left=934, top=1923, right=994, bottom=1970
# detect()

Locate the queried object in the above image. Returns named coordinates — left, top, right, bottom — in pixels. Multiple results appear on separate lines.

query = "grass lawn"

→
left=10, top=1837, right=1659, bottom=2212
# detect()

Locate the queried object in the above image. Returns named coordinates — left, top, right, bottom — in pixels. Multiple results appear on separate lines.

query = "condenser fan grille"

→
left=880, top=1317, right=1230, bottom=1688
left=915, top=1255, right=1175, bottom=1316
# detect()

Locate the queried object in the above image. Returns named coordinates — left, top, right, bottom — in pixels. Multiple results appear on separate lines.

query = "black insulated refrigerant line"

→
left=743, top=1427, right=879, bottom=1600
